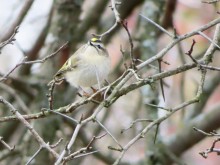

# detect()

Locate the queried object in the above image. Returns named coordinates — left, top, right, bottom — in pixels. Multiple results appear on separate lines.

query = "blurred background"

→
left=0, top=0, right=220, bottom=165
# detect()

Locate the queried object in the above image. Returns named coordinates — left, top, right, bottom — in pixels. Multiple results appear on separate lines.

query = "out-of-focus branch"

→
left=201, top=0, right=219, bottom=4
left=0, top=146, right=22, bottom=161
left=19, top=3, right=54, bottom=75
left=0, top=0, right=34, bottom=43
left=75, top=0, right=108, bottom=40
left=161, top=0, right=177, bottom=29
left=0, top=83, right=29, bottom=113
left=1, top=76, right=35, bottom=99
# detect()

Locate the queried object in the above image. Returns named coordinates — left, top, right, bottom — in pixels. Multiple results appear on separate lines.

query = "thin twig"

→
left=0, top=137, right=15, bottom=151
left=55, top=123, right=82, bottom=164
left=45, top=109, right=78, bottom=124
left=86, top=133, right=107, bottom=149
left=139, top=14, right=175, bottom=38
left=121, top=20, right=136, bottom=69
left=185, top=39, right=199, bottom=64
left=144, top=102, right=172, bottom=111
left=121, top=119, right=154, bottom=133
left=0, top=26, right=19, bottom=51
left=193, top=127, right=219, bottom=136
left=198, top=31, right=220, bottom=50
left=0, top=0, right=34, bottom=43
left=25, top=145, right=43, bottom=165
left=63, top=134, right=106, bottom=163
left=95, top=119, right=123, bottom=150
left=74, top=150, right=99, bottom=159
left=0, top=83, right=29, bottom=113
left=158, top=60, right=165, bottom=101
left=201, top=0, right=219, bottom=4
left=47, top=81, right=56, bottom=110
left=200, top=64, right=220, bottom=71
left=98, top=0, right=121, bottom=39
left=50, top=138, right=64, bottom=148
left=0, top=85, right=108, bottom=123
left=0, top=42, right=68, bottom=82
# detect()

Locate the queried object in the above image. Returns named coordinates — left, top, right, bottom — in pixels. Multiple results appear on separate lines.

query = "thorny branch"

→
left=0, top=13, right=219, bottom=120
left=185, top=39, right=199, bottom=64
left=1, top=2, right=220, bottom=165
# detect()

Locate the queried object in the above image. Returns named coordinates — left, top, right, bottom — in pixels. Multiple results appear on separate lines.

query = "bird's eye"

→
left=97, top=45, right=101, bottom=49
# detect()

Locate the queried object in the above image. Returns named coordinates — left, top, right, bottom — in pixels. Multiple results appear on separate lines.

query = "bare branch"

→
left=0, top=42, right=68, bottom=82
left=55, top=124, right=82, bottom=164
left=0, top=97, right=58, bottom=159
left=0, top=26, right=19, bottom=51
left=25, top=145, right=43, bottom=165
left=63, top=133, right=106, bottom=162
left=194, top=128, right=220, bottom=158
left=50, top=138, right=63, bottom=149
left=0, top=137, right=15, bottom=151
left=140, top=14, right=175, bottom=38
left=121, top=20, right=136, bottom=69
left=185, top=39, right=199, bottom=64
left=0, top=0, right=34, bottom=43
left=201, top=0, right=219, bottom=4
left=193, top=127, right=219, bottom=136
left=98, top=0, right=121, bottom=39
left=95, top=119, right=123, bottom=150
left=121, top=119, right=154, bottom=133
left=198, top=31, right=220, bottom=50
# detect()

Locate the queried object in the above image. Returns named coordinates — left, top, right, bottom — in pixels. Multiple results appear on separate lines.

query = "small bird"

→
left=52, top=37, right=111, bottom=90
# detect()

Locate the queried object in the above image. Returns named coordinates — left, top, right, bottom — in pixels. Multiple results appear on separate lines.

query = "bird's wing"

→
left=54, top=45, right=87, bottom=80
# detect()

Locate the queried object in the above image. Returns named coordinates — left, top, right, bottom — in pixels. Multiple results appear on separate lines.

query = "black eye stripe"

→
left=95, top=40, right=102, bottom=43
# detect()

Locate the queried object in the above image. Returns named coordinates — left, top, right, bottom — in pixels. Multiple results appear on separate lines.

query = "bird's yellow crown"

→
left=90, top=37, right=101, bottom=43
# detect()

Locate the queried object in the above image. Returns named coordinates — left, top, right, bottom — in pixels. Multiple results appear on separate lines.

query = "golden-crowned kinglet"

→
left=53, top=37, right=111, bottom=89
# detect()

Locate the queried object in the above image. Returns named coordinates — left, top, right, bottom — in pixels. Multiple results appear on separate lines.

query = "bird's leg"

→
left=94, top=66, right=101, bottom=90
left=91, top=87, right=98, bottom=93
left=77, top=87, right=91, bottom=97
